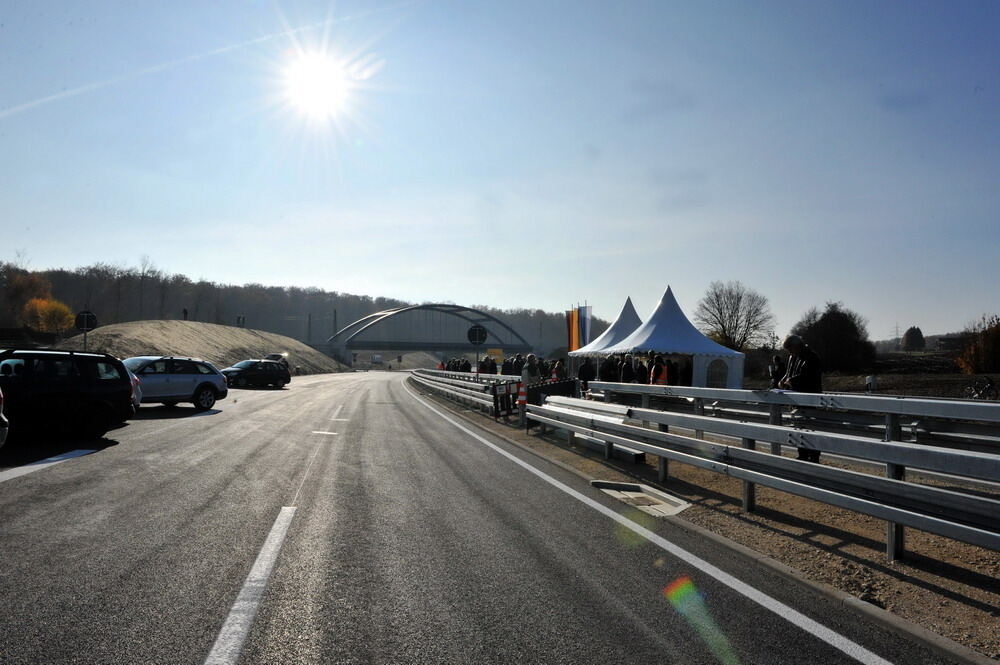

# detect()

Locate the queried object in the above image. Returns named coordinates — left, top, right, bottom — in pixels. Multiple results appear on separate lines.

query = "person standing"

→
left=521, top=354, right=542, bottom=385
left=512, top=354, right=525, bottom=376
left=780, top=334, right=824, bottom=462
left=599, top=356, right=616, bottom=382
left=578, top=357, right=596, bottom=391
left=634, top=357, right=649, bottom=384
left=551, top=358, right=567, bottom=380
left=650, top=356, right=669, bottom=385
left=768, top=354, right=786, bottom=389
left=619, top=354, right=636, bottom=383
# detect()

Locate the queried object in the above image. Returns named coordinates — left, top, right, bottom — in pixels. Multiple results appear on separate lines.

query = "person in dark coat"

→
left=460, top=358, right=472, bottom=373
left=501, top=357, right=512, bottom=375
left=599, top=356, right=617, bottom=382
left=780, top=334, right=824, bottom=462
left=578, top=358, right=596, bottom=390
left=512, top=354, right=525, bottom=376
left=619, top=354, right=636, bottom=383
left=768, top=354, right=786, bottom=389
left=634, top=357, right=649, bottom=384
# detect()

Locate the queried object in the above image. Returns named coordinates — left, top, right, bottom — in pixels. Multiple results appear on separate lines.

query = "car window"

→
left=233, top=360, right=255, bottom=369
left=0, top=358, right=26, bottom=378
left=142, top=360, right=169, bottom=374
left=93, top=361, right=124, bottom=381
left=169, top=360, right=198, bottom=374
left=255, top=363, right=266, bottom=370
left=195, top=363, right=215, bottom=375
left=28, top=357, right=79, bottom=383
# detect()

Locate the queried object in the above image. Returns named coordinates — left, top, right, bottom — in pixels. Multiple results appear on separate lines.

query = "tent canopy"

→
left=603, top=286, right=743, bottom=357
left=568, top=297, right=642, bottom=357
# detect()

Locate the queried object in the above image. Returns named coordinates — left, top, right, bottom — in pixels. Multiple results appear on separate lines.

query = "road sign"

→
left=467, top=324, right=487, bottom=345
left=75, top=311, right=97, bottom=332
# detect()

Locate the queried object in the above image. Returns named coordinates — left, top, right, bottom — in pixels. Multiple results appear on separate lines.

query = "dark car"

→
left=122, top=356, right=228, bottom=410
left=0, top=385, right=8, bottom=450
left=221, top=360, right=291, bottom=389
left=0, top=349, right=135, bottom=440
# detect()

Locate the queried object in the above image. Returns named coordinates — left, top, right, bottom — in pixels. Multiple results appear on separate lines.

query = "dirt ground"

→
left=59, top=320, right=347, bottom=374
left=414, top=385, right=1000, bottom=661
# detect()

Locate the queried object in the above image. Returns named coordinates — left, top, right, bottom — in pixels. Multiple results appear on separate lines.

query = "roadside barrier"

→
left=529, top=384, right=1000, bottom=561
left=410, top=369, right=519, bottom=420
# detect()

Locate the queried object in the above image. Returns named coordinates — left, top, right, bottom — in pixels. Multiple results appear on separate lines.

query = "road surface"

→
left=0, top=372, right=961, bottom=664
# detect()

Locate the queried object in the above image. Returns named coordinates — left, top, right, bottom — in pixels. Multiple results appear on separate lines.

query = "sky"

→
left=1, top=0, right=998, bottom=339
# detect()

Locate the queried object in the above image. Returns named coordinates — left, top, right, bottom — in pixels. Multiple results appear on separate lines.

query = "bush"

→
left=22, top=297, right=74, bottom=334
left=956, top=315, right=1000, bottom=374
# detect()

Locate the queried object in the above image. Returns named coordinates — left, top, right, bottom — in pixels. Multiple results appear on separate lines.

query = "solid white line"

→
left=311, top=431, right=339, bottom=435
left=401, top=381, right=894, bottom=665
left=329, top=418, right=350, bottom=421
left=0, top=449, right=98, bottom=484
left=203, top=506, right=296, bottom=665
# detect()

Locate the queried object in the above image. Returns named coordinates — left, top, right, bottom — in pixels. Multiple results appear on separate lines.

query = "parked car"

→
left=122, top=356, right=228, bottom=410
left=221, top=360, right=291, bottom=388
left=264, top=352, right=290, bottom=369
left=0, top=349, right=135, bottom=440
left=126, top=368, right=142, bottom=408
left=0, top=385, right=8, bottom=449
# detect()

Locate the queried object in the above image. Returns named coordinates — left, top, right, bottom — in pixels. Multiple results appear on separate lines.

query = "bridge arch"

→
left=328, top=304, right=532, bottom=362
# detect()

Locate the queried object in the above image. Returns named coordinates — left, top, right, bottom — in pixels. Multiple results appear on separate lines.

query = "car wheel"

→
left=276, top=380, right=287, bottom=389
left=162, top=401, right=178, bottom=407
left=194, top=386, right=216, bottom=411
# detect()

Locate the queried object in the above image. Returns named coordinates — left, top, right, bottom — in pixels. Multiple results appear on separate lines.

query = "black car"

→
left=0, top=385, right=8, bottom=450
left=221, top=360, right=291, bottom=389
left=0, top=349, right=135, bottom=440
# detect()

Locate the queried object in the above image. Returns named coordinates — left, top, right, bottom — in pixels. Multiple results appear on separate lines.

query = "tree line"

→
left=0, top=260, right=604, bottom=353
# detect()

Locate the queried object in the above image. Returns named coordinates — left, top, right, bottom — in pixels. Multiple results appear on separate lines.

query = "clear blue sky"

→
left=2, top=0, right=997, bottom=338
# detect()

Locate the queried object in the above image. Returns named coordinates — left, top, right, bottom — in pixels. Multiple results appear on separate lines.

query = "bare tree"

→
left=693, top=281, right=775, bottom=351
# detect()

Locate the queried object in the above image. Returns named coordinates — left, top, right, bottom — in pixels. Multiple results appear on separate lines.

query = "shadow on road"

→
left=132, top=406, right=222, bottom=420
left=0, top=434, right=119, bottom=469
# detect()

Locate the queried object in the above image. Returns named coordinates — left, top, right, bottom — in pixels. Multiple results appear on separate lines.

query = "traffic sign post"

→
left=75, top=311, right=98, bottom=352
left=467, top=325, right=487, bottom=380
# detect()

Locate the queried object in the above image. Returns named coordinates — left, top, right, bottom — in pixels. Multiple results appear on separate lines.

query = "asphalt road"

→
left=0, top=372, right=963, bottom=664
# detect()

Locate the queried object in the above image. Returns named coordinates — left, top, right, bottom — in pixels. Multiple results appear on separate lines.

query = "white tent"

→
left=601, top=286, right=745, bottom=388
left=568, top=297, right=642, bottom=357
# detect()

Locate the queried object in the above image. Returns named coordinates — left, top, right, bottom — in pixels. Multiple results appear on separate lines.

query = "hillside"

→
left=59, top=320, right=346, bottom=374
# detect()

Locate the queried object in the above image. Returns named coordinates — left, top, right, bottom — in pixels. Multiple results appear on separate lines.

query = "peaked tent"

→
left=602, top=286, right=745, bottom=388
left=569, top=297, right=642, bottom=356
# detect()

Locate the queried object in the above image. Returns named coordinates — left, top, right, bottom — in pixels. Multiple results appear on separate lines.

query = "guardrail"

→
left=410, top=369, right=520, bottom=419
left=590, top=381, right=1000, bottom=453
left=418, top=369, right=522, bottom=385
left=527, top=388, right=1000, bottom=561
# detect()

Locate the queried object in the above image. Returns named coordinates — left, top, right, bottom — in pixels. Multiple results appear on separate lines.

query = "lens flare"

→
left=663, top=576, right=743, bottom=665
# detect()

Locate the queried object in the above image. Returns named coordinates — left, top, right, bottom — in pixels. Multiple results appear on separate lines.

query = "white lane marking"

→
left=311, top=431, right=339, bottom=435
left=0, top=449, right=97, bottom=484
left=330, top=405, right=344, bottom=420
left=401, top=381, right=894, bottom=665
left=329, top=418, right=350, bottom=421
left=204, top=506, right=296, bottom=665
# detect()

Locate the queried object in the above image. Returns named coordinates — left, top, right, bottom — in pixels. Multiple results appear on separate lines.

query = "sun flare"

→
left=283, top=52, right=351, bottom=118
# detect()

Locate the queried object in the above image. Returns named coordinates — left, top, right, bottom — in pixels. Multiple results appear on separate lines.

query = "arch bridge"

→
left=327, top=304, right=532, bottom=364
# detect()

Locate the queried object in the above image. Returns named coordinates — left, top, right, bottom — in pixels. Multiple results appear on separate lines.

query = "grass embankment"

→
left=59, top=320, right=346, bottom=374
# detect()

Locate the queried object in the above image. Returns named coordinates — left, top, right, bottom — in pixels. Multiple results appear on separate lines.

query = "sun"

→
left=283, top=52, right=352, bottom=118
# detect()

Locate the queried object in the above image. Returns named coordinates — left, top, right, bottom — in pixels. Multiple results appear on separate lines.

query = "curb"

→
left=411, top=380, right=998, bottom=665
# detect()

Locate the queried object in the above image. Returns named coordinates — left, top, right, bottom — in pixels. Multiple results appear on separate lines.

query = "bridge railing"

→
left=418, top=368, right=523, bottom=384
left=528, top=384, right=1000, bottom=561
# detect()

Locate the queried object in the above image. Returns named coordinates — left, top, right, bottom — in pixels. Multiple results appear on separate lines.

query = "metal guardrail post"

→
left=640, top=394, right=651, bottom=428
left=694, top=398, right=705, bottom=439
left=604, top=390, right=612, bottom=403
left=742, top=437, right=757, bottom=512
left=657, top=422, right=669, bottom=482
left=768, top=404, right=783, bottom=455
left=885, top=413, right=906, bottom=561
